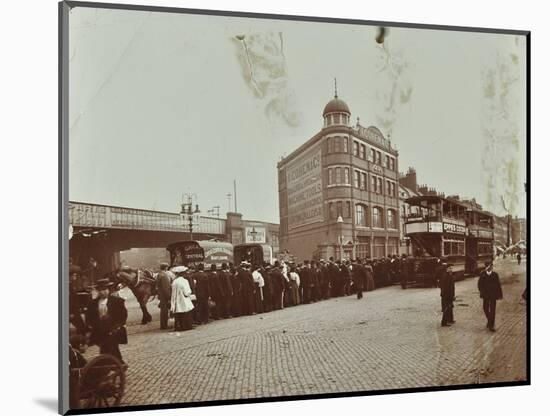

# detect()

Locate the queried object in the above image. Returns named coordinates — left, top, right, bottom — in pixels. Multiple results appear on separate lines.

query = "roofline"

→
left=278, top=125, right=398, bottom=168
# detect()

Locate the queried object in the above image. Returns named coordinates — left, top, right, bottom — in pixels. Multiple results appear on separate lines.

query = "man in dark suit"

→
left=192, top=264, right=211, bottom=324
left=352, top=259, right=366, bottom=299
left=86, top=279, right=128, bottom=363
left=438, top=264, right=455, bottom=327
left=156, top=263, right=172, bottom=330
left=230, top=264, right=243, bottom=317
left=237, top=262, right=255, bottom=315
left=208, top=264, right=223, bottom=320
left=478, top=262, right=503, bottom=331
left=270, top=262, right=286, bottom=310
left=327, top=258, right=339, bottom=297
left=219, top=263, right=233, bottom=318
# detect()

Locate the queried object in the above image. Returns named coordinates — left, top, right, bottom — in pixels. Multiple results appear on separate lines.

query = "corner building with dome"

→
left=277, top=93, right=401, bottom=261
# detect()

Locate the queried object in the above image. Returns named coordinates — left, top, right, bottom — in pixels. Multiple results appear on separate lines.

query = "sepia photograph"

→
left=60, top=1, right=529, bottom=413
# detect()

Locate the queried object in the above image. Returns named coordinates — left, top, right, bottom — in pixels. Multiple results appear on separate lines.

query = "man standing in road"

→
left=193, top=263, right=210, bottom=324
left=219, top=263, right=233, bottom=318
left=478, top=262, right=503, bottom=331
left=156, top=262, right=172, bottom=330
left=270, top=261, right=286, bottom=310
left=439, top=263, right=455, bottom=327
left=352, top=259, right=366, bottom=299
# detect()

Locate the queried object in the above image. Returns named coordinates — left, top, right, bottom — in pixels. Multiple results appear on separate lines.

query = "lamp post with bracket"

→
left=180, top=193, right=201, bottom=240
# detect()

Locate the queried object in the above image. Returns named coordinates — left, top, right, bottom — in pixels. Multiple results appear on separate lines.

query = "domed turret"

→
left=323, top=80, right=351, bottom=128
left=323, top=97, right=350, bottom=116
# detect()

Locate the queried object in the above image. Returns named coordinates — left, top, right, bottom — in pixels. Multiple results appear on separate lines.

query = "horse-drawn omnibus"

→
left=404, top=195, right=468, bottom=285
left=166, top=240, right=234, bottom=268
left=234, top=243, right=275, bottom=266
left=464, top=207, right=494, bottom=275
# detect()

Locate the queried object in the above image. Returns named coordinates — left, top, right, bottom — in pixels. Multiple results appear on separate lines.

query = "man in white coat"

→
left=171, top=267, right=195, bottom=331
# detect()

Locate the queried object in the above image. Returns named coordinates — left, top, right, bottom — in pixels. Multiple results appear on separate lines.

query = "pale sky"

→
left=68, top=6, right=527, bottom=223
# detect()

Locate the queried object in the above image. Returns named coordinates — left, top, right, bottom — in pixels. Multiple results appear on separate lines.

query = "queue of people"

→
left=156, top=256, right=387, bottom=332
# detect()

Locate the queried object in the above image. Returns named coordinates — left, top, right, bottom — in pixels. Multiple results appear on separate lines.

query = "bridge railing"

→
left=69, top=201, right=226, bottom=234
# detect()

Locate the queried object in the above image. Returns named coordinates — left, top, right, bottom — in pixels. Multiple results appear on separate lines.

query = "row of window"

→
left=327, top=167, right=397, bottom=197
left=353, top=237, right=400, bottom=259
left=443, top=240, right=466, bottom=256
left=477, top=241, right=493, bottom=255
left=326, top=136, right=397, bottom=171
left=325, top=113, right=350, bottom=126
left=328, top=202, right=398, bottom=229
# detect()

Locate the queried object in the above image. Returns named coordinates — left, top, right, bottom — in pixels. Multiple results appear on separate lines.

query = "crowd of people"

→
left=67, top=253, right=512, bottom=378
left=155, top=256, right=414, bottom=332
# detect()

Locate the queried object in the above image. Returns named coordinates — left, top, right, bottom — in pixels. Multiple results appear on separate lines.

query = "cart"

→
left=69, top=353, right=126, bottom=409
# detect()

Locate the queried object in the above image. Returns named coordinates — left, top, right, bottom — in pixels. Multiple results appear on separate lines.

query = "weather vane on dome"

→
left=334, top=78, right=338, bottom=98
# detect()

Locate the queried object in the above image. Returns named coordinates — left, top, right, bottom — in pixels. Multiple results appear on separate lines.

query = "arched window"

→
left=373, top=207, right=383, bottom=228
left=356, top=204, right=368, bottom=227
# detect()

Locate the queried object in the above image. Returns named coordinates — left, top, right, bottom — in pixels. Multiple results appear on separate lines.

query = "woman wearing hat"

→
left=85, top=278, right=128, bottom=363
left=171, top=268, right=195, bottom=331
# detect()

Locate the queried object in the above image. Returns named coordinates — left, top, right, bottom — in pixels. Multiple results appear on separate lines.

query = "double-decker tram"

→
left=234, top=243, right=274, bottom=267
left=464, top=207, right=494, bottom=275
left=166, top=240, right=234, bottom=268
left=404, top=195, right=468, bottom=284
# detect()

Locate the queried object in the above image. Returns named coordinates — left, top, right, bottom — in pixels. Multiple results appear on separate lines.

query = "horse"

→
left=110, top=267, right=158, bottom=325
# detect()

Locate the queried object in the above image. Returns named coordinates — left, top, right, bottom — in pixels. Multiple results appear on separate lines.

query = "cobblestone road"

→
left=89, top=258, right=527, bottom=406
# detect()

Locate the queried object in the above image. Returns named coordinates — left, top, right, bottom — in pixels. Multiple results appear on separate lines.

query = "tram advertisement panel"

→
left=443, top=223, right=466, bottom=234
left=286, top=146, right=323, bottom=229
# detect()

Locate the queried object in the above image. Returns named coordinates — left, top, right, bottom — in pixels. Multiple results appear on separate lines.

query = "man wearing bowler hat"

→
left=86, top=278, right=128, bottom=363
left=439, top=263, right=455, bottom=327
left=478, top=261, right=503, bottom=331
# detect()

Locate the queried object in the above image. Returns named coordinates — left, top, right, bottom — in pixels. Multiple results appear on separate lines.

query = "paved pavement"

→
left=86, top=258, right=527, bottom=406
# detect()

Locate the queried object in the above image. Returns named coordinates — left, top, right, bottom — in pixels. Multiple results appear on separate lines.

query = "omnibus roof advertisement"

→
left=286, top=146, right=323, bottom=229
left=168, top=241, right=234, bottom=267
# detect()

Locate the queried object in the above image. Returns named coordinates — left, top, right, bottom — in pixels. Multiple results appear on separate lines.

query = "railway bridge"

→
left=68, top=201, right=280, bottom=280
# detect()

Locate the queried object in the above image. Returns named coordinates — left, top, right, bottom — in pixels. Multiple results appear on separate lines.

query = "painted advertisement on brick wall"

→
left=286, top=146, right=323, bottom=229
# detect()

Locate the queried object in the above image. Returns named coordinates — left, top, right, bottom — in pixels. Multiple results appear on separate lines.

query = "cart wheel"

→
left=79, top=354, right=125, bottom=408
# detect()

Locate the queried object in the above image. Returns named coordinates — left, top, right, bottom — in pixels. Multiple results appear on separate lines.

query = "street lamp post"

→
left=180, top=193, right=200, bottom=240
left=337, top=215, right=344, bottom=261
